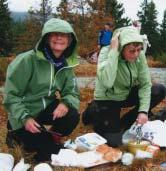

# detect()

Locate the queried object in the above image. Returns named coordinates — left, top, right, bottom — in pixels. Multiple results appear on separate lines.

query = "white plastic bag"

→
left=141, top=120, right=166, bottom=147
left=128, top=120, right=166, bottom=147
left=34, top=163, right=52, bottom=171
left=51, top=149, right=103, bottom=167
left=0, top=153, right=14, bottom=171
left=122, top=130, right=137, bottom=144
left=13, top=158, right=31, bottom=171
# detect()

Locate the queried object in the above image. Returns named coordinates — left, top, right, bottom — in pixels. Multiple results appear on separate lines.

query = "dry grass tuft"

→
left=147, top=57, right=166, bottom=68
left=74, top=64, right=97, bottom=76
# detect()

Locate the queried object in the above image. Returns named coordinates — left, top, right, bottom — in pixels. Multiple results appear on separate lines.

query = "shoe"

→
left=149, top=109, right=166, bottom=121
left=33, top=143, right=65, bottom=163
left=6, top=130, right=20, bottom=148
left=33, top=153, right=50, bottom=163
left=6, top=121, right=21, bottom=148
left=157, top=109, right=166, bottom=121
left=102, top=132, right=123, bottom=147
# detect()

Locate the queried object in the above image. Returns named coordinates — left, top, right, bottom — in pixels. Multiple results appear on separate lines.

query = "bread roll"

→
left=103, top=148, right=122, bottom=162
left=96, top=144, right=111, bottom=154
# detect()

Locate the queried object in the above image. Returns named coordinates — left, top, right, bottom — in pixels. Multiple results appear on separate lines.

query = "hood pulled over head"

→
left=36, top=18, right=78, bottom=59
left=113, top=27, right=143, bottom=52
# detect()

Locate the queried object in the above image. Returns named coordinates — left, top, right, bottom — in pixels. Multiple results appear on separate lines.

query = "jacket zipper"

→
left=42, top=97, right=46, bottom=109
left=125, top=61, right=132, bottom=92
left=48, top=63, right=79, bottom=96
left=48, top=63, right=54, bottom=96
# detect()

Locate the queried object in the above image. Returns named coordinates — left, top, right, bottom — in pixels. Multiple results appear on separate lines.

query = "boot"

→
left=6, top=130, right=21, bottom=148
left=102, top=132, right=123, bottom=148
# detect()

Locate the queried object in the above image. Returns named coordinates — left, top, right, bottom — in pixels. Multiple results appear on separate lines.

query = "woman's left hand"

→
left=53, top=103, right=69, bottom=120
left=136, top=113, right=148, bottom=124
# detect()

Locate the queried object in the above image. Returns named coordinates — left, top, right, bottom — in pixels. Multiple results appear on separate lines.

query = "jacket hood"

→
left=114, top=27, right=143, bottom=52
left=35, top=18, right=78, bottom=66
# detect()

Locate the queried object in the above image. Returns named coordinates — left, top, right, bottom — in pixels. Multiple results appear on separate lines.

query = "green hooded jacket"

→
left=3, top=18, right=80, bottom=130
left=94, top=27, right=152, bottom=113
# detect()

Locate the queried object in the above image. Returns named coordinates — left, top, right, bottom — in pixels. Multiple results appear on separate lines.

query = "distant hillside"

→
left=11, top=11, right=28, bottom=21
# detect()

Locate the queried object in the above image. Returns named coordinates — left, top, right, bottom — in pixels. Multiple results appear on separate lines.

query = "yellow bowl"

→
left=127, top=141, right=149, bottom=154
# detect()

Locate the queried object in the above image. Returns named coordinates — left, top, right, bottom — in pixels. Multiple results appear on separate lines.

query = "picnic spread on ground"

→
left=0, top=119, right=166, bottom=170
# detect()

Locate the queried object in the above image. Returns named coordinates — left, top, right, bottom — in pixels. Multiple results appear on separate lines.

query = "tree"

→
left=56, top=0, right=130, bottom=57
left=105, top=0, right=130, bottom=28
left=160, top=10, right=166, bottom=52
left=13, top=0, right=52, bottom=54
left=137, top=0, right=160, bottom=56
left=28, top=0, right=52, bottom=26
left=0, top=0, right=13, bottom=56
left=56, top=0, right=92, bottom=56
left=56, top=0, right=82, bottom=22
left=14, top=18, right=41, bottom=54
left=11, top=20, right=26, bottom=54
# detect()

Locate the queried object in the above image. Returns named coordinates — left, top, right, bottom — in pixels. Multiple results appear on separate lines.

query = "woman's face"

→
left=48, top=32, right=70, bottom=57
left=122, top=44, right=142, bottom=62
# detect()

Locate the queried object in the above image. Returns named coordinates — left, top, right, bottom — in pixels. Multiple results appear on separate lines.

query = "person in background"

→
left=97, top=22, right=113, bottom=49
left=82, top=27, right=166, bottom=147
left=132, top=20, right=141, bottom=33
left=132, top=20, right=151, bottom=53
left=3, top=18, right=80, bottom=162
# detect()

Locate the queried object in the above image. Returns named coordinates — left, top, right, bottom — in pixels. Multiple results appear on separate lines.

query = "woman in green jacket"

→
left=82, top=27, right=166, bottom=147
left=4, top=18, right=80, bottom=162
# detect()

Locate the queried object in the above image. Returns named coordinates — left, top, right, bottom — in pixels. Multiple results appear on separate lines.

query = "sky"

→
left=8, top=0, right=165, bottom=23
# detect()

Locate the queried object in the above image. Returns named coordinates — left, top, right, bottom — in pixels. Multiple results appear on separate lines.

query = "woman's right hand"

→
left=110, top=32, right=120, bottom=50
left=25, top=118, right=41, bottom=133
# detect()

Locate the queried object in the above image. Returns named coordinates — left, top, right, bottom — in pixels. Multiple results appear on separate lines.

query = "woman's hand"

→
left=25, top=118, right=41, bottom=133
left=136, top=113, right=148, bottom=124
left=110, top=32, right=120, bottom=50
left=53, top=103, right=69, bottom=120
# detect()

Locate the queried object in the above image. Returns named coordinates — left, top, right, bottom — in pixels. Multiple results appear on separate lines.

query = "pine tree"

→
left=14, top=18, right=41, bottom=54
left=28, top=0, right=52, bottom=26
left=56, top=0, right=70, bottom=20
left=160, top=10, right=166, bottom=52
left=13, top=0, right=53, bottom=54
left=105, top=0, right=130, bottom=28
left=56, top=0, right=130, bottom=56
left=0, top=0, right=13, bottom=56
left=56, top=0, right=92, bottom=56
left=137, top=0, right=160, bottom=56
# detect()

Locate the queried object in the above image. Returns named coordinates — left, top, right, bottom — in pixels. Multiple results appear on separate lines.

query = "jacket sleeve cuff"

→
left=60, top=99, right=70, bottom=108
left=21, top=115, right=31, bottom=125
left=137, top=111, right=148, bottom=115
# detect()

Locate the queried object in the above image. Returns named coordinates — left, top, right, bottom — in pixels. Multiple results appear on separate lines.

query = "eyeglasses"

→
left=49, top=32, right=69, bottom=38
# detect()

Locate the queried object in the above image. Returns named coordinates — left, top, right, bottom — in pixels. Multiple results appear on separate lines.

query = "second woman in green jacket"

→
left=82, top=27, right=166, bottom=147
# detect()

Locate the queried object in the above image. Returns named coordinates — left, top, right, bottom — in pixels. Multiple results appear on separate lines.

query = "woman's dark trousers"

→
left=7, top=100, right=79, bottom=162
left=82, top=83, right=166, bottom=146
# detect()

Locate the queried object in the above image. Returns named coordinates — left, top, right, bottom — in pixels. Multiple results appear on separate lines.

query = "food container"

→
left=127, top=140, right=149, bottom=154
left=75, top=133, right=107, bottom=151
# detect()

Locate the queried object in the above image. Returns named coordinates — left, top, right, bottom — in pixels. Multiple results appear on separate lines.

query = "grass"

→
left=0, top=88, right=166, bottom=170
left=0, top=63, right=166, bottom=170
left=147, top=57, right=166, bottom=68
